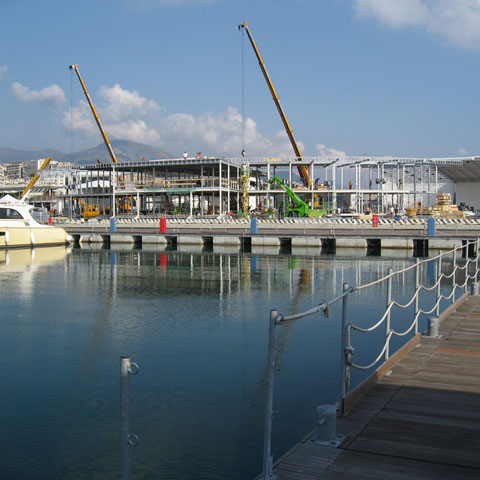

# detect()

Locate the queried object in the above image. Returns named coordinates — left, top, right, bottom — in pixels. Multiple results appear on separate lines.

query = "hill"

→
left=0, top=140, right=174, bottom=165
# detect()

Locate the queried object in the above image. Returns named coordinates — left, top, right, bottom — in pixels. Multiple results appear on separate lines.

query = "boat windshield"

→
left=0, top=207, right=25, bottom=220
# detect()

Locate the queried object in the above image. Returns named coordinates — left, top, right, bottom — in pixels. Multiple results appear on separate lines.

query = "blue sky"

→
left=1, top=0, right=480, bottom=159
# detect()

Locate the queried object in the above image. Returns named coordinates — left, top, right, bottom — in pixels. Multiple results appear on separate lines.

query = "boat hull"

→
left=0, top=226, right=70, bottom=248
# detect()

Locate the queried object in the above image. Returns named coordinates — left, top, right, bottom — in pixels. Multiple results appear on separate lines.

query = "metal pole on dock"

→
left=121, top=356, right=139, bottom=480
left=385, top=268, right=393, bottom=360
left=475, top=238, right=480, bottom=283
left=262, top=310, right=278, bottom=480
left=452, top=249, right=457, bottom=304
left=340, top=283, right=349, bottom=414
left=436, top=255, right=442, bottom=316
left=414, top=259, right=420, bottom=334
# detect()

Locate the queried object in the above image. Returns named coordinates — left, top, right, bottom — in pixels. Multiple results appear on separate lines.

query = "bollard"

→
left=110, top=216, right=117, bottom=233
left=426, top=316, right=440, bottom=338
left=472, top=282, right=480, bottom=296
left=310, top=404, right=344, bottom=447
left=48, top=216, right=53, bottom=225
left=427, top=217, right=436, bottom=236
left=315, top=405, right=336, bottom=442
left=160, top=217, right=167, bottom=233
left=251, top=217, right=258, bottom=234
left=372, top=214, right=378, bottom=227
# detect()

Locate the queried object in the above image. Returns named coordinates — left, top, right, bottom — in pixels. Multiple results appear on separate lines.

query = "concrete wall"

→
left=456, top=183, right=480, bottom=210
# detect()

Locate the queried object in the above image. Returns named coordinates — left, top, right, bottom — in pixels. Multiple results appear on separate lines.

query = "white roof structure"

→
left=0, top=194, right=23, bottom=204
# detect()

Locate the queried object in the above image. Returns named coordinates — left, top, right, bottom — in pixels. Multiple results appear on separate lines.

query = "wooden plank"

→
left=343, top=333, right=421, bottom=412
left=320, top=450, right=480, bottom=479
left=349, top=436, right=480, bottom=469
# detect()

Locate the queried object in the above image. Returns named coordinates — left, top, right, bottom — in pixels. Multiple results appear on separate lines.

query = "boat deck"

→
left=266, top=295, right=480, bottom=479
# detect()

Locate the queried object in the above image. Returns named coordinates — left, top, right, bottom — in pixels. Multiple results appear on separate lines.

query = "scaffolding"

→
left=54, top=155, right=465, bottom=219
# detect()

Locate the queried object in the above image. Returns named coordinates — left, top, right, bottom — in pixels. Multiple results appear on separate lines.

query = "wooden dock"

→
left=268, top=295, right=480, bottom=479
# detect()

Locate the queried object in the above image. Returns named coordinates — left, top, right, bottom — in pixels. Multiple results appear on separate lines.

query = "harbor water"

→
left=0, top=245, right=452, bottom=479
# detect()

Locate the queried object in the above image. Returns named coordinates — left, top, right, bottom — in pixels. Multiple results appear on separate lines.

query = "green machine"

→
left=268, top=176, right=327, bottom=218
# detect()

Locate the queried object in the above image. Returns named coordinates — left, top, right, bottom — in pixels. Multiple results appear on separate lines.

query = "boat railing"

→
left=259, top=238, right=480, bottom=480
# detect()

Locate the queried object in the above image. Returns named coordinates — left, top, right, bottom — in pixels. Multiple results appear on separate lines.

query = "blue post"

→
left=110, top=216, right=117, bottom=233
left=251, top=255, right=258, bottom=274
left=427, top=217, right=436, bottom=236
left=251, top=217, right=258, bottom=234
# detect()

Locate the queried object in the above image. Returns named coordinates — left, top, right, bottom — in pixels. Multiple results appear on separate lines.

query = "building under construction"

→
left=51, top=154, right=478, bottom=220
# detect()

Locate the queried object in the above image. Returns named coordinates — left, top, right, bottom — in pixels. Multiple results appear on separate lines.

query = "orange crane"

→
left=238, top=21, right=311, bottom=187
left=19, top=157, right=52, bottom=201
left=69, top=64, right=118, bottom=164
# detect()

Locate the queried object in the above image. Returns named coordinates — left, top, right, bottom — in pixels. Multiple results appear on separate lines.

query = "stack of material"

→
left=431, top=193, right=465, bottom=218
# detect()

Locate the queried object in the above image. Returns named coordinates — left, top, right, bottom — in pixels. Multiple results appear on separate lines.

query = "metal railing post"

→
left=476, top=238, right=480, bottom=283
left=414, top=258, right=420, bottom=334
left=121, top=356, right=139, bottom=480
left=340, top=283, right=349, bottom=415
left=465, top=243, right=470, bottom=294
left=262, top=310, right=279, bottom=480
left=385, top=268, right=393, bottom=360
left=436, top=255, right=442, bottom=316
left=452, top=249, right=457, bottom=304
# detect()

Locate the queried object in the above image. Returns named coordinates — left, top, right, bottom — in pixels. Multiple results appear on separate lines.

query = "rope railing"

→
left=258, top=238, right=480, bottom=480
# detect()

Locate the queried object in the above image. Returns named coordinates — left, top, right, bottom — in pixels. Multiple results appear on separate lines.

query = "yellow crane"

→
left=19, top=157, right=52, bottom=201
left=69, top=64, right=118, bottom=164
left=238, top=21, right=311, bottom=188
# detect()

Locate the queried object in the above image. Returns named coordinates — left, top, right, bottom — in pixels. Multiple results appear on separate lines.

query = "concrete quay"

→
left=60, top=217, right=480, bottom=254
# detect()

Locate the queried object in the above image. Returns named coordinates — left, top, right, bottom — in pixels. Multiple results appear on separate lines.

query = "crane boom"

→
left=69, top=64, right=118, bottom=164
left=19, top=157, right=51, bottom=201
left=239, top=21, right=310, bottom=187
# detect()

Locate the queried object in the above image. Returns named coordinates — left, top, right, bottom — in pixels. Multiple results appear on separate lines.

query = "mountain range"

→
left=0, top=140, right=174, bottom=165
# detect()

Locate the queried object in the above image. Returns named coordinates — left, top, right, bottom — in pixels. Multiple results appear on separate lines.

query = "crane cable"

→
left=241, top=26, right=245, bottom=157
left=70, top=68, right=74, bottom=160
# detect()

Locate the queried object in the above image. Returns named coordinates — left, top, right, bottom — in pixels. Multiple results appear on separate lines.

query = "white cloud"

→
left=458, top=147, right=470, bottom=155
left=11, top=82, right=66, bottom=105
left=315, top=143, right=347, bottom=160
left=355, top=0, right=428, bottom=28
left=159, top=106, right=300, bottom=157
left=64, top=84, right=162, bottom=145
left=354, top=0, right=480, bottom=50
left=98, top=84, right=161, bottom=122
left=63, top=83, right=308, bottom=157
left=0, top=64, right=7, bottom=79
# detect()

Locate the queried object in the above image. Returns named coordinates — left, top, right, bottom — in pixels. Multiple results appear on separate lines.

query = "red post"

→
left=159, top=217, right=167, bottom=233
left=160, top=253, right=168, bottom=269
left=48, top=216, right=53, bottom=225
left=372, top=214, right=378, bottom=228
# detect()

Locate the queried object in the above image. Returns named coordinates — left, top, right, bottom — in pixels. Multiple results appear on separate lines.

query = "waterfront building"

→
left=1, top=154, right=479, bottom=218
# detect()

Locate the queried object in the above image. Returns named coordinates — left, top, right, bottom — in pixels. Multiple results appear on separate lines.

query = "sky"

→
left=1, top=0, right=480, bottom=160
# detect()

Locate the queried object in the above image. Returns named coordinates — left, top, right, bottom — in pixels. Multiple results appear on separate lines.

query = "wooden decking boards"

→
left=266, top=296, right=480, bottom=480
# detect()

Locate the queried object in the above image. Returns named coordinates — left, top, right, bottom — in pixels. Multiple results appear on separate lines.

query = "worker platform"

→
left=264, top=295, right=480, bottom=479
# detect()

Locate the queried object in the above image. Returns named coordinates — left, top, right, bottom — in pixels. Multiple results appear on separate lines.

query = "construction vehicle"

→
left=77, top=199, right=101, bottom=219
left=69, top=64, right=118, bottom=164
left=19, top=157, right=51, bottom=201
left=268, top=176, right=327, bottom=217
left=239, top=21, right=310, bottom=188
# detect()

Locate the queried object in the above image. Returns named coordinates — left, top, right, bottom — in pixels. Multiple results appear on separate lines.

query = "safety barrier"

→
left=62, top=216, right=480, bottom=228
left=258, top=238, right=480, bottom=480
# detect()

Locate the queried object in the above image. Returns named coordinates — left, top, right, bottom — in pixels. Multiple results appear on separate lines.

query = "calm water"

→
left=0, top=245, right=453, bottom=479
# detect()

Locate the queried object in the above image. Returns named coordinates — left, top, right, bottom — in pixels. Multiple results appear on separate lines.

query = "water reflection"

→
left=0, top=246, right=449, bottom=480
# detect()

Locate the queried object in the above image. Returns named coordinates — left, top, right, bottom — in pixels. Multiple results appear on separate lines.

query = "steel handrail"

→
left=260, top=238, right=480, bottom=480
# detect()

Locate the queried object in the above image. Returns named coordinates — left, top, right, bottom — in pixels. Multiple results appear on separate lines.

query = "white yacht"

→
left=0, top=194, right=71, bottom=248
